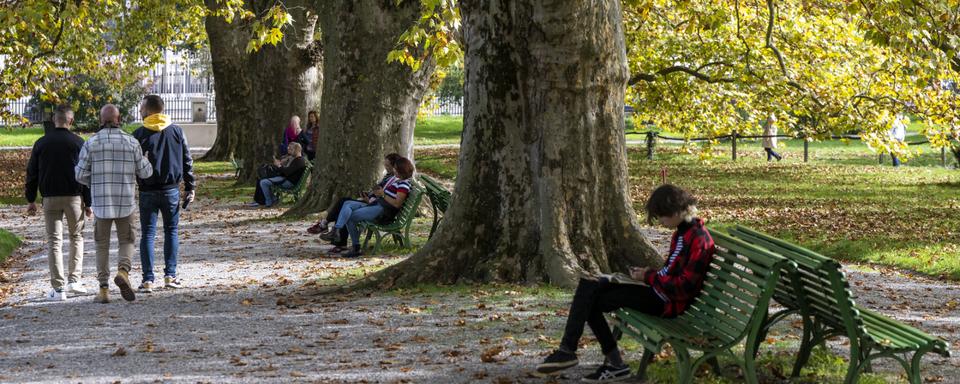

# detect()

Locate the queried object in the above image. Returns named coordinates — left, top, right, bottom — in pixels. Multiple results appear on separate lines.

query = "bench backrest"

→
left=728, top=226, right=868, bottom=341
left=419, top=174, right=451, bottom=212
left=681, top=232, right=793, bottom=349
left=380, top=182, right=423, bottom=228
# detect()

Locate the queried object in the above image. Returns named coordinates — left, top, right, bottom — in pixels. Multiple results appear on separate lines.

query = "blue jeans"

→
left=259, top=176, right=293, bottom=206
left=335, top=200, right=384, bottom=246
left=139, top=189, right=180, bottom=282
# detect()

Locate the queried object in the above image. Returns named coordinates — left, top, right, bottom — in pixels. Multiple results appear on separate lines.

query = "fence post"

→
left=879, top=153, right=884, bottom=165
left=731, top=131, right=738, bottom=161
left=942, top=147, right=947, bottom=168
left=645, top=131, right=655, bottom=160
left=803, top=137, right=809, bottom=163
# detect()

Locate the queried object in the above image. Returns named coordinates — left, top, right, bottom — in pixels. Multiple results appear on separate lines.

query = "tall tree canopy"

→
left=0, top=0, right=209, bottom=122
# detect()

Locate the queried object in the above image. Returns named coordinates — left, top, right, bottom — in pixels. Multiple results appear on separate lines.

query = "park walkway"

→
left=0, top=181, right=958, bottom=382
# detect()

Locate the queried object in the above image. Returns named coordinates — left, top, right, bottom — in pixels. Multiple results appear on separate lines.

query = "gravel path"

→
left=0, top=190, right=957, bottom=383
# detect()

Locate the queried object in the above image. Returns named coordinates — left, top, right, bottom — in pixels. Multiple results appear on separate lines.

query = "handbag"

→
left=258, top=164, right=282, bottom=179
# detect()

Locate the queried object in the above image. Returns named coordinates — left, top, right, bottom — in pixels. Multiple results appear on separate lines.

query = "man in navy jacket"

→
left=132, top=95, right=196, bottom=292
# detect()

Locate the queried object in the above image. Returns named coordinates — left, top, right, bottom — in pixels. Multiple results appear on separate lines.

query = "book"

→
left=590, top=272, right=649, bottom=287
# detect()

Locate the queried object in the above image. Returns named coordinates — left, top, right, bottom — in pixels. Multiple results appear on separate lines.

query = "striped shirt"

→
left=383, top=178, right=411, bottom=199
left=75, top=127, right=154, bottom=219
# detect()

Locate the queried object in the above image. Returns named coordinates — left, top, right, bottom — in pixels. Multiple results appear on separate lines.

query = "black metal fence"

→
left=128, top=95, right=217, bottom=122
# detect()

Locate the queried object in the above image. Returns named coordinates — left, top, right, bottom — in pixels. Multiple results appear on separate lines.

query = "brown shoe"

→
left=114, top=270, right=136, bottom=302
left=94, top=287, right=109, bottom=304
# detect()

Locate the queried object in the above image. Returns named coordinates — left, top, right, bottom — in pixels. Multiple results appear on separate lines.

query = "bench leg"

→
left=707, top=356, right=722, bottom=376
left=791, top=319, right=817, bottom=378
left=363, top=228, right=374, bottom=250
left=635, top=347, right=655, bottom=381
left=373, top=231, right=384, bottom=254
left=674, top=347, right=694, bottom=384
left=908, top=350, right=927, bottom=384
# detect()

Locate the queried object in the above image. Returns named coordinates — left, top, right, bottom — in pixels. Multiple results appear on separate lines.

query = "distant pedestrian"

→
left=76, top=105, right=154, bottom=303
left=25, top=105, right=92, bottom=301
left=132, top=95, right=196, bottom=293
left=280, top=115, right=301, bottom=156
left=302, top=111, right=319, bottom=161
left=762, top=113, right=783, bottom=162
left=889, top=113, right=908, bottom=167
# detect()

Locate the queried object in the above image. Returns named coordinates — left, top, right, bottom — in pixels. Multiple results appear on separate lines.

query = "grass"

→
left=0, top=229, right=21, bottom=263
left=413, top=143, right=960, bottom=281
left=0, top=124, right=141, bottom=146
left=413, top=116, right=463, bottom=145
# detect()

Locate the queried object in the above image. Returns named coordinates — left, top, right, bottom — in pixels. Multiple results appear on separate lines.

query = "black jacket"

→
left=25, top=128, right=91, bottom=206
left=132, top=124, right=196, bottom=192
left=279, top=156, right=307, bottom=185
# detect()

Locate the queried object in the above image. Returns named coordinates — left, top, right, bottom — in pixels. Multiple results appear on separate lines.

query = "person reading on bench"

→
left=247, top=142, right=307, bottom=208
left=327, top=157, right=415, bottom=258
left=308, top=153, right=403, bottom=240
left=535, top=184, right=715, bottom=383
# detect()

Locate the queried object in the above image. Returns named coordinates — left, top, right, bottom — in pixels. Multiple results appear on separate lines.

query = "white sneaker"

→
left=67, top=282, right=88, bottom=294
left=45, top=289, right=67, bottom=301
left=164, top=276, right=183, bottom=289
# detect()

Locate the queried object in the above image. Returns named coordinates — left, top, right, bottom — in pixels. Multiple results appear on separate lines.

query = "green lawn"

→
left=0, top=124, right=140, bottom=146
left=413, top=144, right=960, bottom=281
left=413, top=115, right=463, bottom=145
left=0, top=228, right=22, bottom=263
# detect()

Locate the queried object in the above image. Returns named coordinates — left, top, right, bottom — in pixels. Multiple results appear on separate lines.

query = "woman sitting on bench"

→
left=247, top=142, right=307, bottom=208
left=535, top=184, right=715, bottom=382
left=326, top=157, right=415, bottom=258
left=308, top=153, right=403, bottom=240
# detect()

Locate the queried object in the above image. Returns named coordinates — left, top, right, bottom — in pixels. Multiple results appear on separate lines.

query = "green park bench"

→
left=270, top=160, right=313, bottom=204
left=728, top=226, right=951, bottom=384
left=417, top=174, right=450, bottom=238
left=230, top=157, right=243, bottom=178
left=358, top=183, right=424, bottom=254
left=611, top=231, right=795, bottom=384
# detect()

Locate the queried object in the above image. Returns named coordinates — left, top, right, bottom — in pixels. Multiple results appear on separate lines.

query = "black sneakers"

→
left=535, top=349, right=579, bottom=377
left=582, top=364, right=631, bottom=383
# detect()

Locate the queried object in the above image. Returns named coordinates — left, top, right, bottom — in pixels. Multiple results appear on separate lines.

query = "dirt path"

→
left=0, top=188, right=957, bottom=383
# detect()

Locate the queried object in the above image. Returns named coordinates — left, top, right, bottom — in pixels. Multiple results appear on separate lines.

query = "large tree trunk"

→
left=236, top=0, right=323, bottom=184
left=357, top=0, right=661, bottom=289
left=200, top=0, right=251, bottom=161
left=201, top=0, right=322, bottom=184
left=286, top=0, right=435, bottom=216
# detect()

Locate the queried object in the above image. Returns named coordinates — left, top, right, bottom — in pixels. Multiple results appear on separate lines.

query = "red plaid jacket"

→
left=643, top=218, right=715, bottom=317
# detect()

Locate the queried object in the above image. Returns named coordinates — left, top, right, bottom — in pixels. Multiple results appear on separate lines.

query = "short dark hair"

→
left=53, top=105, right=73, bottom=126
left=384, top=153, right=403, bottom=167
left=645, top=184, right=697, bottom=224
left=393, top=157, right=415, bottom=179
left=143, top=95, right=165, bottom=113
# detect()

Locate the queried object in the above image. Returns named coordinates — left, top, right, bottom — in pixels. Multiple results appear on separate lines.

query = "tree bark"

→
left=286, top=0, right=435, bottom=216
left=355, top=0, right=661, bottom=289
left=201, top=0, right=322, bottom=185
left=200, top=0, right=251, bottom=162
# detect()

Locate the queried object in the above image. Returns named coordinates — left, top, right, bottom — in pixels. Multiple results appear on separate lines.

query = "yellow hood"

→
left=142, top=114, right=172, bottom=132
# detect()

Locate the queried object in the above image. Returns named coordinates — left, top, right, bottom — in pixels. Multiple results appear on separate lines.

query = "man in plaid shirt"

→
left=76, top=105, right=153, bottom=303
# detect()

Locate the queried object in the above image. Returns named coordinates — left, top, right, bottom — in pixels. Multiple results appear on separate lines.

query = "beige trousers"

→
left=42, top=196, right=85, bottom=290
left=94, top=215, right=135, bottom=288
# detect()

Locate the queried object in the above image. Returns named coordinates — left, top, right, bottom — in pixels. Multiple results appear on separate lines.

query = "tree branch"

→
left=628, top=63, right=736, bottom=85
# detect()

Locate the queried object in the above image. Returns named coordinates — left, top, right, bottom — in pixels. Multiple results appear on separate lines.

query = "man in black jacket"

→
left=25, top=105, right=92, bottom=301
left=132, top=95, right=196, bottom=292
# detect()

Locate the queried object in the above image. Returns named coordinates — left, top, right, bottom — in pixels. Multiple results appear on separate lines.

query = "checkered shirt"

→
left=75, top=127, right=153, bottom=219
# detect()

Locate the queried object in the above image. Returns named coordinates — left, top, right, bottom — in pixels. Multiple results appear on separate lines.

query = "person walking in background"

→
left=25, top=105, right=92, bottom=301
left=76, top=105, right=153, bottom=304
left=132, top=95, right=196, bottom=293
left=889, top=113, right=908, bottom=167
left=762, top=113, right=783, bottom=162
